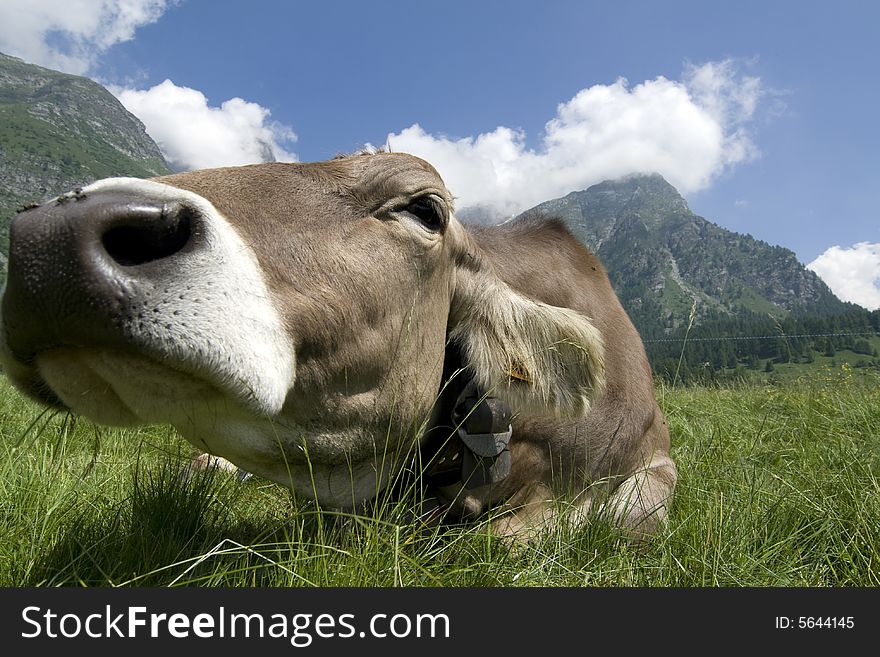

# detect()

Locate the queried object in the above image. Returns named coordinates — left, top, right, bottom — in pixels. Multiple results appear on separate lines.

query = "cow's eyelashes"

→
left=394, top=196, right=446, bottom=232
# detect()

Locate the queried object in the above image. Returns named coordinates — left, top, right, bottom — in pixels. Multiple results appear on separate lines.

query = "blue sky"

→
left=1, top=0, right=878, bottom=308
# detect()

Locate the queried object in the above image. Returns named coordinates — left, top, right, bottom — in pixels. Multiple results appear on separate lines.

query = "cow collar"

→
left=417, top=345, right=513, bottom=519
left=424, top=379, right=512, bottom=490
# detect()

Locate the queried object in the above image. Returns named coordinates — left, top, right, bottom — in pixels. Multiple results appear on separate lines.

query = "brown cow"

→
left=0, top=152, right=676, bottom=540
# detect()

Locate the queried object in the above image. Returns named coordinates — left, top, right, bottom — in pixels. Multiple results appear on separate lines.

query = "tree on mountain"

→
left=775, top=338, right=792, bottom=364
left=726, top=349, right=738, bottom=369
left=853, top=338, right=873, bottom=355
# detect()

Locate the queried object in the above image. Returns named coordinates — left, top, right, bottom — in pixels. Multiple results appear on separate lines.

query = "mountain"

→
left=514, top=173, right=853, bottom=340
left=0, top=52, right=171, bottom=269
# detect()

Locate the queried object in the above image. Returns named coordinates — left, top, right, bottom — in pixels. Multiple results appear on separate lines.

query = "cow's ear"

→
left=449, top=242, right=605, bottom=419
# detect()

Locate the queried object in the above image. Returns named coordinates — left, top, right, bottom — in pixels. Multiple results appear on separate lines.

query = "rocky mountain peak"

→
left=515, top=173, right=849, bottom=337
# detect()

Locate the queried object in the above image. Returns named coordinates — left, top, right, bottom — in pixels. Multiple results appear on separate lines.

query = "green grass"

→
left=1, top=372, right=878, bottom=587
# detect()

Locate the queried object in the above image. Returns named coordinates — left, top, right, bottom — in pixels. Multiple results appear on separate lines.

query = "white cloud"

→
left=0, top=0, right=173, bottom=75
left=114, top=80, right=298, bottom=171
left=0, top=0, right=297, bottom=171
left=684, top=59, right=762, bottom=127
left=386, top=59, right=762, bottom=219
left=808, top=242, right=880, bottom=311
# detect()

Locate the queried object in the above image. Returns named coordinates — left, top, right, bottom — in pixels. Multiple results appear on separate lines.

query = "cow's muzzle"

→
left=2, top=188, right=205, bottom=363
left=1, top=178, right=294, bottom=422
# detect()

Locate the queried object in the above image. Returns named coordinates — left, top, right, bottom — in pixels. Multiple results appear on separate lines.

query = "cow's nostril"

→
left=101, top=206, right=194, bottom=267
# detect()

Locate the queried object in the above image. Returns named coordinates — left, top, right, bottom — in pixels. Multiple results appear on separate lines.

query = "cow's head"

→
left=0, top=153, right=604, bottom=506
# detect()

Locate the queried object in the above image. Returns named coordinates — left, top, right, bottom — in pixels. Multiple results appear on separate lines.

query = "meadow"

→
left=0, top=366, right=878, bottom=587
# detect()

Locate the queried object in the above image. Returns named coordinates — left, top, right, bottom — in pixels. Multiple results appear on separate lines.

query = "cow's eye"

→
left=396, top=196, right=446, bottom=232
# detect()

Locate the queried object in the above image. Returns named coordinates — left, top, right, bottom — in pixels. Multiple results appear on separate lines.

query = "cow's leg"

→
left=488, top=481, right=559, bottom=540
left=490, top=453, right=676, bottom=543
left=183, top=453, right=253, bottom=483
left=598, top=453, right=677, bottom=542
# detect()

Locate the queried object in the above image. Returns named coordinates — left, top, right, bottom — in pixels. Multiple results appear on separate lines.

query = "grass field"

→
left=0, top=367, right=878, bottom=587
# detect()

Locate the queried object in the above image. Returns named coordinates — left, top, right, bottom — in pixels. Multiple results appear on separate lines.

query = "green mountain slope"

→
left=0, top=52, right=171, bottom=268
